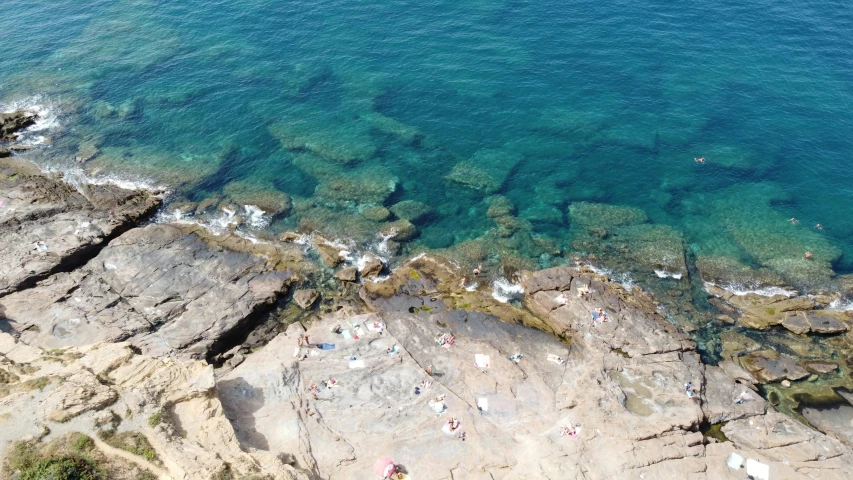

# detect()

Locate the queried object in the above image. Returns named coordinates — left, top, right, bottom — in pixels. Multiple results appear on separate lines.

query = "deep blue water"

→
left=2, top=0, right=853, bottom=291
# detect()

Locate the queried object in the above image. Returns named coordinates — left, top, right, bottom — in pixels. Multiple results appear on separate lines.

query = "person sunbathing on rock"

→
left=557, top=291, right=570, bottom=304
left=447, top=417, right=461, bottom=432
left=577, top=284, right=591, bottom=296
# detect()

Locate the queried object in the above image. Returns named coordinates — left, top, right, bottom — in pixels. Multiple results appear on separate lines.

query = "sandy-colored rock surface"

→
left=215, top=263, right=853, bottom=479
left=0, top=333, right=306, bottom=479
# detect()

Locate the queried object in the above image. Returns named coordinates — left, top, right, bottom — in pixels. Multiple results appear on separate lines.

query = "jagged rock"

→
left=0, top=223, right=296, bottom=358
left=0, top=334, right=306, bottom=479
left=0, top=157, right=162, bottom=296
left=740, top=351, right=810, bottom=383
left=293, top=289, right=319, bottom=310
left=389, top=200, right=433, bottom=224
left=311, top=237, right=346, bottom=267
left=0, top=110, right=37, bottom=141
left=0, top=148, right=9, bottom=158
left=334, top=267, right=358, bottom=283
left=359, top=257, right=384, bottom=279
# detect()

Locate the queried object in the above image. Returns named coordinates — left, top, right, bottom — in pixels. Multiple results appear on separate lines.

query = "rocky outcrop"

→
left=0, top=223, right=297, bottom=359
left=0, top=158, right=162, bottom=296
left=0, top=111, right=37, bottom=142
left=293, top=289, right=319, bottom=310
left=0, top=333, right=307, bottom=479
left=215, top=260, right=853, bottom=479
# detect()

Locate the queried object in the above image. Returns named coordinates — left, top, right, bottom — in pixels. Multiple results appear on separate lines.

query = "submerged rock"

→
left=334, top=267, right=358, bottom=283
left=740, top=351, right=809, bottom=383
left=446, top=148, right=522, bottom=193
left=568, top=201, right=648, bottom=229
left=379, top=219, right=417, bottom=242
left=389, top=200, right=434, bottom=225
left=293, top=289, right=320, bottom=310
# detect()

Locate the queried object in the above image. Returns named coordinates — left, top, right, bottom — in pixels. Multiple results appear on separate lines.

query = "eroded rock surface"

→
left=0, top=333, right=306, bottom=479
left=217, top=261, right=853, bottom=479
left=0, top=157, right=161, bottom=296
left=1, top=223, right=296, bottom=358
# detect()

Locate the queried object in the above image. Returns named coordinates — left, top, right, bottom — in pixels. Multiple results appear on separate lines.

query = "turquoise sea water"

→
left=2, top=0, right=853, bottom=294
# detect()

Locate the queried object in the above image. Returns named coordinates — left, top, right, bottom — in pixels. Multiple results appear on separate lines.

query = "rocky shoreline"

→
left=1, top=151, right=853, bottom=478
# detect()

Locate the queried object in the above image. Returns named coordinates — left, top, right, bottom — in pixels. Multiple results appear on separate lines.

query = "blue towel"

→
left=316, top=343, right=336, bottom=350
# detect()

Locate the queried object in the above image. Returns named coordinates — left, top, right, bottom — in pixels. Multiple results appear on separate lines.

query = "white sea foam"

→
left=828, top=299, right=853, bottom=311
left=491, top=277, right=524, bottom=303
left=704, top=281, right=798, bottom=298
left=45, top=164, right=169, bottom=196
left=654, top=269, right=683, bottom=280
left=1, top=94, right=62, bottom=145
left=243, top=205, right=270, bottom=229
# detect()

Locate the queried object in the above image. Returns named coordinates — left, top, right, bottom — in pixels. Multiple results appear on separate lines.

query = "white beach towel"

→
left=474, top=354, right=490, bottom=369
left=367, top=321, right=385, bottom=332
left=349, top=359, right=365, bottom=369
left=726, top=453, right=744, bottom=470
left=293, top=347, right=300, bottom=358
left=547, top=354, right=564, bottom=365
left=745, top=459, right=769, bottom=480
left=341, top=329, right=352, bottom=340
left=477, top=397, right=489, bottom=412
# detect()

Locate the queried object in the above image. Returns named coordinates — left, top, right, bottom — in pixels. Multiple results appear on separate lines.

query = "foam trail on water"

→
left=491, top=277, right=524, bottom=303
left=704, top=281, right=798, bottom=298
left=0, top=94, right=62, bottom=145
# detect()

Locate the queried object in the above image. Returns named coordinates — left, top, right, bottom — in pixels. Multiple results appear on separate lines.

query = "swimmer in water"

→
left=789, top=218, right=798, bottom=224
left=805, top=251, right=812, bottom=259
left=694, top=157, right=705, bottom=163
left=472, top=264, right=482, bottom=276
left=815, top=224, right=824, bottom=231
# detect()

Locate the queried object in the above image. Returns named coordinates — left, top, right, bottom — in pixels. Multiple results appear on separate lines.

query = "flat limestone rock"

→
left=804, top=361, right=839, bottom=374
left=0, top=158, right=162, bottom=296
left=0, top=223, right=294, bottom=358
left=740, top=351, right=810, bottom=383
left=805, top=312, right=848, bottom=334
left=781, top=312, right=811, bottom=335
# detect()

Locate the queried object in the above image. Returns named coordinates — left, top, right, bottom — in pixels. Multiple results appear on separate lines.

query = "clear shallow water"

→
left=2, top=0, right=853, bottom=292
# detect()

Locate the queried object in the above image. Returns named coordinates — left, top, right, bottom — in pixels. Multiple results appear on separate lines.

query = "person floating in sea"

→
left=815, top=223, right=824, bottom=231
left=694, top=157, right=706, bottom=163
left=472, top=264, right=483, bottom=276
left=789, top=218, right=798, bottom=224
left=805, top=251, right=812, bottom=259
